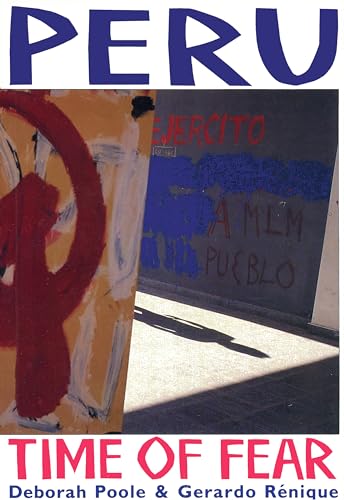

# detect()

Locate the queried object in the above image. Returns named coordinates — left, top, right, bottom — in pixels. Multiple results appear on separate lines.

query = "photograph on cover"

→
left=0, top=89, right=338, bottom=434
left=124, top=90, right=339, bottom=434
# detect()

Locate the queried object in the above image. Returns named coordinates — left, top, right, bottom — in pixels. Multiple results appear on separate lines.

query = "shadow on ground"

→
left=135, top=306, right=270, bottom=358
left=123, top=356, right=339, bottom=434
left=138, top=283, right=339, bottom=348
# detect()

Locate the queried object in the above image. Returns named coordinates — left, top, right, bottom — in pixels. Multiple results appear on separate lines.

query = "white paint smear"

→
left=0, top=120, right=21, bottom=189
left=108, top=117, right=150, bottom=300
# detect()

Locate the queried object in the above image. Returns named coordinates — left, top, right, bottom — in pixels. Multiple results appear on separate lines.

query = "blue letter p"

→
left=10, top=7, right=78, bottom=84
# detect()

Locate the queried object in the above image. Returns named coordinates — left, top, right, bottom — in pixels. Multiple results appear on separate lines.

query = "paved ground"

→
left=123, top=291, right=339, bottom=434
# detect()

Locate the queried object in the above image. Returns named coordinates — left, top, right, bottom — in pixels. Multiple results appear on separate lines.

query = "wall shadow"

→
left=123, top=355, right=339, bottom=434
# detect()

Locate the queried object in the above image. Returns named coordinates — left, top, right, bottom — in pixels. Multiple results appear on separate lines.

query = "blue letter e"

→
left=89, top=10, right=149, bottom=85
left=10, top=7, right=77, bottom=85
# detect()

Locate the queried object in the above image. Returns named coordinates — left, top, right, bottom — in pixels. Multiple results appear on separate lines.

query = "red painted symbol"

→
left=0, top=91, right=106, bottom=418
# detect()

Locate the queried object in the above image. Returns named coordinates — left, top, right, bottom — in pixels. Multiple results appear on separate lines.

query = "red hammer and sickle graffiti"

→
left=0, top=91, right=106, bottom=418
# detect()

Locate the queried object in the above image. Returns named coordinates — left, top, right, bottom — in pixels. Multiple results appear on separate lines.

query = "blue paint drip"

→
left=164, top=239, right=175, bottom=272
left=163, top=238, right=200, bottom=278
left=175, top=239, right=200, bottom=278
left=141, top=153, right=333, bottom=277
left=184, top=242, right=200, bottom=278
left=141, top=237, right=160, bottom=269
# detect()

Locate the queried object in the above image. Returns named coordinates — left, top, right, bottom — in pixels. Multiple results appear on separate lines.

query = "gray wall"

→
left=140, top=91, right=338, bottom=320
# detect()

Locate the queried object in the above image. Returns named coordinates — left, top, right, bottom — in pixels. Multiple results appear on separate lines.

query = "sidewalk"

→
left=123, top=291, right=339, bottom=434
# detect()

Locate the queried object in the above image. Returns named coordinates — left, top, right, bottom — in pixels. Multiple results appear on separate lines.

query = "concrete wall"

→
left=140, top=90, right=338, bottom=321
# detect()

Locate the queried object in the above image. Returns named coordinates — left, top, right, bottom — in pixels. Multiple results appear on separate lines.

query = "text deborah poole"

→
left=6, top=484, right=340, bottom=499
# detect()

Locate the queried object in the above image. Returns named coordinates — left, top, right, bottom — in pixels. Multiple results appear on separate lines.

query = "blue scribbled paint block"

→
left=141, top=153, right=333, bottom=277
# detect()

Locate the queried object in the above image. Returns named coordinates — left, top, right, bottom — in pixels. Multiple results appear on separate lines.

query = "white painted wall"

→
left=311, top=152, right=339, bottom=333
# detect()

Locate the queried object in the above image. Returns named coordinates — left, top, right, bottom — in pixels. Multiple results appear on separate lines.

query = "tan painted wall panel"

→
left=0, top=90, right=156, bottom=433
